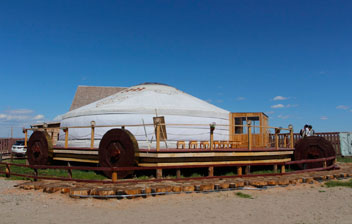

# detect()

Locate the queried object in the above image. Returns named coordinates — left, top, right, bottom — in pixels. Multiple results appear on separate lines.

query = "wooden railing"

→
left=270, top=132, right=341, bottom=155
left=23, top=122, right=294, bottom=151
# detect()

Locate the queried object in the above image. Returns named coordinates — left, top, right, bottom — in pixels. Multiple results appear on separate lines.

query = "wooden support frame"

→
left=208, top=166, right=214, bottom=177
left=156, top=125, right=160, bottom=152
left=64, top=128, right=69, bottom=149
left=248, top=120, right=252, bottom=151
left=90, top=121, right=95, bottom=149
left=237, top=166, right=242, bottom=175
left=112, top=172, right=118, bottom=182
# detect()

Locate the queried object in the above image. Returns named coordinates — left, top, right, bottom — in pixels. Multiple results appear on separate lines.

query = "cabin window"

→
left=235, top=117, right=246, bottom=134
left=234, top=116, right=260, bottom=134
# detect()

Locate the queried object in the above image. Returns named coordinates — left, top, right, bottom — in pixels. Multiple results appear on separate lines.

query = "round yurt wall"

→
left=57, top=83, right=230, bottom=148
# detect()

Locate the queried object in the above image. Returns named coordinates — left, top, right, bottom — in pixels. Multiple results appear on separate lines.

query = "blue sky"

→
left=0, top=0, right=351, bottom=137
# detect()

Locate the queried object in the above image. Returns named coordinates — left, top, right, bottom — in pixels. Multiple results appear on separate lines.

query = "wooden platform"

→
left=52, top=146, right=294, bottom=167
left=136, top=148, right=294, bottom=167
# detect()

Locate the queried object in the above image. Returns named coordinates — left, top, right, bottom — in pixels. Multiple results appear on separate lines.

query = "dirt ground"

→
left=1, top=178, right=351, bottom=224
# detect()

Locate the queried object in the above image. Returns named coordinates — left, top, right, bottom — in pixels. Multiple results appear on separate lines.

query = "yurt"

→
left=57, top=83, right=230, bottom=149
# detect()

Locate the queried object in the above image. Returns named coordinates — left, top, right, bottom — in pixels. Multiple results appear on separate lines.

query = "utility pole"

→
left=11, top=127, right=13, bottom=139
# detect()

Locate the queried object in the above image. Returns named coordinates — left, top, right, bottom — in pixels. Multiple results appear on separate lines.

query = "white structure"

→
left=57, top=83, right=230, bottom=149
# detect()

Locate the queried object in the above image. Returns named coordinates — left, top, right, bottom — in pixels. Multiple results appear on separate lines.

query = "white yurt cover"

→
left=57, top=83, right=230, bottom=149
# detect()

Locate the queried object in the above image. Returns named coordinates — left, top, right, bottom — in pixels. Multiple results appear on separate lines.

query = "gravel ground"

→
left=0, top=178, right=352, bottom=224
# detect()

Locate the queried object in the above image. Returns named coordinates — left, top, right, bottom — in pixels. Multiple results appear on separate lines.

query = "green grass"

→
left=324, top=179, right=352, bottom=188
left=235, top=192, right=253, bottom=199
left=337, top=157, right=352, bottom=163
left=0, top=159, right=106, bottom=181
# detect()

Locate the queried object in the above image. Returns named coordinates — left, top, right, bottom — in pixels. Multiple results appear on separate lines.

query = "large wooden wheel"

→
left=294, top=136, right=336, bottom=169
left=27, top=131, right=53, bottom=165
left=99, top=128, right=138, bottom=178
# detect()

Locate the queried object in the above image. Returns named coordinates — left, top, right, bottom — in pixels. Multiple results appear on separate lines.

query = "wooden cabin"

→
left=229, top=112, right=270, bottom=148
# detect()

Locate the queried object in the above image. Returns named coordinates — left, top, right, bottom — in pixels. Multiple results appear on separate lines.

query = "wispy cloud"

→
left=33, top=114, right=44, bottom=120
left=8, top=109, right=34, bottom=114
left=336, top=105, right=349, bottom=110
left=266, top=111, right=275, bottom=115
left=320, top=116, right=328, bottom=120
left=271, top=104, right=285, bottom=109
left=236, top=97, right=246, bottom=101
left=286, top=104, right=298, bottom=108
left=273, top=96, right=289, bottom=101
left=0, top=109, right=45, bottom=122
left=278, top=114, right=289, bottom=119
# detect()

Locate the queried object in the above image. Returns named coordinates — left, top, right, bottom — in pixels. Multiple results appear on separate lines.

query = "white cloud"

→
left=271, top=104, right=285, bottom=109
left=33, top=114, right=44, bottom=120
left=320, top=116, right=328, bottom=120
left=336, top=105, right=349, bottom=110
left=286, top=104, right=298, bottom=108
left=9, top=109, right=33, bottom=114
left=266, top=111, right=275, bottom=115
left=236, top=97, right=246, bottom=101
left=273, top=96, right=288, bottom=101
left=278, top=114, right=289, bottom=119
left=0, top=109, right=45, bottom=122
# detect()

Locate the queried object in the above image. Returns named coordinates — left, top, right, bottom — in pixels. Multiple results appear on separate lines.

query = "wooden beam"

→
left=248, top=121, right=252, bottom=151
left=137, top=158, right=292, bottom=167
left=112, top=172, right=118, bottom=182
left=281, top=165, right=286, bottom=173
left=208, top=166, right=214, bottom=177
left=237, top=166, right=242, bottom=175
left=245, top=165, right=250, bottom=174
left=156, top=125, right=160, bottom=152
left=156, top=168, right=162, bottom=179
left=90, top=124, right=95, bottom=149
left=64, top=128, right=69, bottom=148
left=176, top=169, right=181, bottom=178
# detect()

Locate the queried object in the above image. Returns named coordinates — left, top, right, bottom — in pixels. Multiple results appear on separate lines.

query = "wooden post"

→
left=275, top=128, right=279, bottom=150
left=112, top=171, right=118, bottom=183
left=281, top=165, right=285, bottom=174
left=208, top=166, right=214, bottom=177
left=5, top=164, right=10, bottom=178
left=176, top=169, right=181, bottom=179
left=289, top=125, right=294, bottom=148
left=34, top=168, right=38, bottom=181
left=248, top=121, right=252, bottom=151
left=237, top=166, right=242, bottom=175
left=283, top=135, right=287, bottom=148
left=156, top=124, right=160, bottom=152
left=323, top=161, right=327, bottom=168
left=64, top=128, right=69, bottom=148
left=245, top=165, right=250, bottom=174
left=156, top=169, right=162, bottom=179
left=90, top=121, right=95, bottom=149
left=210, top=124, right=215, bottom=151
left=273, top=164, right=278, bottom=173
left=67, top=162, right=72, bottom=179
left=23, top=129, right=28, bottom=148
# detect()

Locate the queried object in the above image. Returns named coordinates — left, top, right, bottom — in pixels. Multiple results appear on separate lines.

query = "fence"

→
left=0, top=138, right=24, bottom=154
left=270, top=132, right=341, bottom=156
left=0, top=156, right=337, bottom=183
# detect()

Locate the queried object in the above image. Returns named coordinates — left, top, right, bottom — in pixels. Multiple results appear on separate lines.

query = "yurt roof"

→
left=69, top=86, right=126, bottom=111
left=63, top=83, right=230, bottom=119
